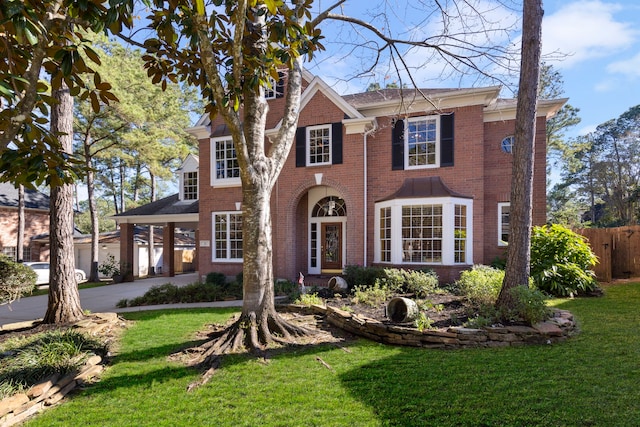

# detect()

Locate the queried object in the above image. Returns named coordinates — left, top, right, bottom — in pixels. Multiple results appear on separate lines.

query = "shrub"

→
left=499, top=286, right=550, bottom=325
left=530, top=224, right=599, bottom=297
left=0, top=255, right=37, bottom=305
left=352, top=283, right=390, bottom=307
left=294, top=293, right=324, bottom=306
left=343, top=265, right=385, bottom=289
left=455, top=265, right=504, bottom=307
left=118, top=280, right=243, bottom=307
left=205, top=272, right=227, bottom=287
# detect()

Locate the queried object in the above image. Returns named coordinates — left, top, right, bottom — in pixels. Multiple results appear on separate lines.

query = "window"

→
left=213, top=212, right=243, bottom=261
left=454, top=204, right=467, bottom=263
left=406, top=116, right=439, bottom=168
left=183, top=171, right=198, bottom=200
left=498, top=203, right=510, bottom=246
left=211, top=137, right=240, bottom=186
left=375, top=197, right=472, bottom=265
left=380, top=207, right=391, bottom=262
left=501, top=136, right=514, bottom=154
left=0, top=246, right=30, bottom=261
left=402, top=205, right=443, bottom=263
left=307, top=125, right=332, bottom=166
left=264, top=73, right=283, bottom=100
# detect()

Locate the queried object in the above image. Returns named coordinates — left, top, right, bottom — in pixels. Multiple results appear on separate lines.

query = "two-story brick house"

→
left=184, top=71, right=564, bottom=283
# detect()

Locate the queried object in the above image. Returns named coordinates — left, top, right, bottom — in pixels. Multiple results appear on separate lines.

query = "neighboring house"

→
left=113, top=154, right=199, bottom=279
left=73, top=226, right=196, bottom=278
left=184, top=71, right=565, bottom=283
left=0, top=182, right=50, bottom=262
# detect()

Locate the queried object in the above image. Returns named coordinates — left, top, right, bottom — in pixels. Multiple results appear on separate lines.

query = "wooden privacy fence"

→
left=574, top=226, right=640, bottom=282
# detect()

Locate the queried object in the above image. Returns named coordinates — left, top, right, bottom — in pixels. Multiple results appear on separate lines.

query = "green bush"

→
left=205, top=272, right=227, bottom=287
left=499, top=286, right=550, bottom=325
left=455, top=265, right=504, bottom=307
left=352, top=283, right=390, bottom=307
left=0, top=255, right=37, bottom=304
left=377, top=268, right=439, bottom=297
left=343, top=265, right=385, bottom=289
left=530, top=224, right=599, bottom=297
left=118, top=280, right=243, bottom=307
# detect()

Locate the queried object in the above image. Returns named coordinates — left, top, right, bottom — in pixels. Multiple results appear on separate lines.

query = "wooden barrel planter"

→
left=328, top=276, right=348, bottom=292
left=387, top=297, right=419, bottom=323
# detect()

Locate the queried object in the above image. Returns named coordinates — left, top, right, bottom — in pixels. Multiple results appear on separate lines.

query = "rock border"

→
left=0, top=313, right=126, bottom=427
left=285, top=304, right=577, bottom=349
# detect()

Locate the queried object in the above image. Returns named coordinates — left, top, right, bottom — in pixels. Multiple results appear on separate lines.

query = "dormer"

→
left=177, top=154, right=199, bottom=202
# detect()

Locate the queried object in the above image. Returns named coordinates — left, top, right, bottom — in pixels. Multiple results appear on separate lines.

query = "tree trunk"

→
left=85, top=140, right=100, bottom=282
left=148, top=172, right=155, bottom=275
left=496, top=0, right=543, bottom=310
left=43, top=78, right=84, bottom=324
left=16, top=184, right=25, bottom=262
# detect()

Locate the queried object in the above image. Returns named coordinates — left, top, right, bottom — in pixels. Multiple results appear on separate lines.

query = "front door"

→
left=321, top=222, right=342, bottom=271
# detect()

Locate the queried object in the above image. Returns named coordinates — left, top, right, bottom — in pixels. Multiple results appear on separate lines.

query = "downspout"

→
left=363, top=122, right=377, bottom=267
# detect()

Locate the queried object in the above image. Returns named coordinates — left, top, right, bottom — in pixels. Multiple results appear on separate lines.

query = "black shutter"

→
left=332, top=122, right=343, bottom=165
left=276, top=73, right=285, bottom=98
left=392, top=118, right=405, bottom=170
left=440, top=113, right=454, bottom=167
left=296, top=127, right=306, bottom=167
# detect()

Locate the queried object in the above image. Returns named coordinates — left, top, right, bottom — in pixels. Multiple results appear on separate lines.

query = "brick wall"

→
left=0, top=207, right=50, bottom=261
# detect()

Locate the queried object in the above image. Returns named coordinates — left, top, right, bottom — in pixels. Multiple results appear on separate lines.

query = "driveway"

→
left=0, top=273, right=243, bottom=327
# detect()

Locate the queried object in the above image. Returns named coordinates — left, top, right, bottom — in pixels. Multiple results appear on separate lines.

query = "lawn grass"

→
left=24, top=282, right=640, bottom=426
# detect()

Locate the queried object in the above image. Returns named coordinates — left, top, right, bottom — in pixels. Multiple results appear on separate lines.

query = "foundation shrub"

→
left=455, top=265, right=504, bottom=307
left=0, top=255, right=37, bottom=304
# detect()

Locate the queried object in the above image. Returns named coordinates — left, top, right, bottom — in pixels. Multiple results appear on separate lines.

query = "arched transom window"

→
left=312, top=196, right=347, bottom=217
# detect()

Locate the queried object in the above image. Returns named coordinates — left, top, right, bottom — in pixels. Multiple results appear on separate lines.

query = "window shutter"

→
left=276, top=73, right=285, bottom=98
left=296, top=127, right=306, bottom=167
left=332, top=122, right=343, bottom=165
left=440, top=113, right=454, bottom=167
left=392, top=118, right=405, bottom=170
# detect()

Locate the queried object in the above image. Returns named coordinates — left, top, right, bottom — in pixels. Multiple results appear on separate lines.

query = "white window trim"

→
left=265, top=76, right=277, bottom=100
left=498, top=202, right=510, bottom=247
left=210, top=137, right=241, bottom=188
left=374, top=197, right=473, bottom=265
left=306, top=124, right=332, bottom=167
left=405, top=114, right=440, bottom=170
left=182, top=171, right=198, bottom=201
left=212, top=211, right=243, bottom=262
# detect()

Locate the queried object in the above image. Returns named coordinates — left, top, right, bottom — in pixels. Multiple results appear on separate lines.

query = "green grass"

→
left=23, top=283, right=640, bottom=426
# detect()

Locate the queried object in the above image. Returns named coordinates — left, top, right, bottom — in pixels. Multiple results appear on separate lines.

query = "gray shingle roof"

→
left=113, top=194, right=198, bottom=217
left=0, top=182, right=50, bottom=210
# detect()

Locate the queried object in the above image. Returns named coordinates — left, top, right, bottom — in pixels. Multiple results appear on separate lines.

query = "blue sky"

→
left=305, top=0, right=640, bottom=140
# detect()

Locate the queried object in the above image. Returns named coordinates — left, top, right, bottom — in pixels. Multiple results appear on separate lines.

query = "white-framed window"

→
left=406, top=115, right=440, bottom=169
left=265, top=76, right=277, bottom=100
left=183, top=171, right=198, bottom=200
left=501, top=136, right=514, bottom=154
left=211, top=137, right=240, bottom=187
left=374, top=197, right=472, bottom=265
left=213, top=212, right=243, bottom=261
left=307, top=124, right=332, bottom=166
left=498, top=202, right=510, bottom=246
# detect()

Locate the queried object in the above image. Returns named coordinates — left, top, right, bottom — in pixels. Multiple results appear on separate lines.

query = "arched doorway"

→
left=307, top=187, right=347, bottom=275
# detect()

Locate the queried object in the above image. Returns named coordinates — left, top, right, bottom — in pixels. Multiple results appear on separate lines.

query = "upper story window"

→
left=307, top=125, right=332, bottom=166
left=501, top=136, right=514, bottom=154
left=183, top=171, right=198, bottom=200
left=392, top=113, right=454, bottom=170
left=296, top=123, right=343, bottom=168
left=406, top=115, right=439, bottom=168
left=211, top=137, right=240, bottom=187
left=498, top=202, right=510, bottom=246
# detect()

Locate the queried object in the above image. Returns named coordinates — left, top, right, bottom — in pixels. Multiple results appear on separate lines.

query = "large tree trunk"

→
left=44, top=79, right=84, bottom=324
left=496, top=0, right=543, bottom=310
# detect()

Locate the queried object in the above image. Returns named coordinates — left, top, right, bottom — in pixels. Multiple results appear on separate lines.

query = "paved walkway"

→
left=0, top=273, right=243, bottom=327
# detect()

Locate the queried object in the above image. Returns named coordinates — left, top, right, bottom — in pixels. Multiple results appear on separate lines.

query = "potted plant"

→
left=98, top=255, right=121, bottom=283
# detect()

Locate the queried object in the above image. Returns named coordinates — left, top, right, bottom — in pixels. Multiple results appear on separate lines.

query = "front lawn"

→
left=24, top=283, right=640, bottom=426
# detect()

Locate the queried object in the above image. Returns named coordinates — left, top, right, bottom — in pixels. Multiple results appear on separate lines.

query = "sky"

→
left=305, top=0, right=640, bottom=140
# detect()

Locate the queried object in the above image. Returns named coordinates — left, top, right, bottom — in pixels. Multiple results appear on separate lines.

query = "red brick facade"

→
left=190, top=74, right=563, bottom=284
left=0, top=207, right=50, bottom=261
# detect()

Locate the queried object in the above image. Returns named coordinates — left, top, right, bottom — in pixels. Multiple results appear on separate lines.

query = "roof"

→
left=377, top=177, right=473, bottom=202
left=342, top=88, right=462, bottom=108
left=74, top=226, right=195, bottom=246
left=0, top=182, right=50, bottom=210
left=113, top=194, right=198, bottom=217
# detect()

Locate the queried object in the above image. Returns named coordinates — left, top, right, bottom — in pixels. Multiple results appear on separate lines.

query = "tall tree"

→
left=496, top=0, right=543, bottom=310
left=131, top=0, right=520, bottom=354
left=44, top=79, right=84, bottom=323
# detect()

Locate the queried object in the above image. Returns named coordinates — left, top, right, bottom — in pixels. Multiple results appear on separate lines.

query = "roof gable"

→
left=0, top=182, right=50, bottom=210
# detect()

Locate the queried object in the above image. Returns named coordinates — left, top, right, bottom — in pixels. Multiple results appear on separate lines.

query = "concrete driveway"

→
left=0, top=273, right=243, bottom=327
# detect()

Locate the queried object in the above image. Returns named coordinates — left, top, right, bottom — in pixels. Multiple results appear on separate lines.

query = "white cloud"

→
left=543, top=1, right=637, bottom=68
left=607, top=51, right=640, bottom=78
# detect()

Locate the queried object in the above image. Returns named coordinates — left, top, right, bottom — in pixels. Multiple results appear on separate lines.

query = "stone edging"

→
left=0, top=313, right=125, bottom=427
left=285, top=304, right=577, bottom=349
